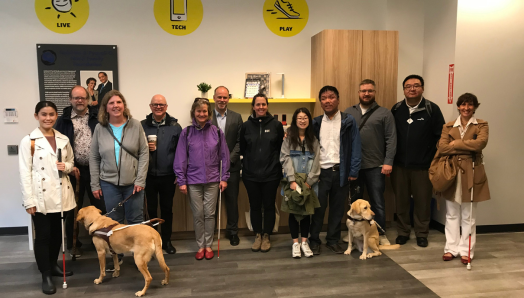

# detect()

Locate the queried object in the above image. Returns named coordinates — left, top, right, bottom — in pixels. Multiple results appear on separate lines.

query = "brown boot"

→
left=261, top=233, right=271, bottom=252
left=251, top=233, right=262, bottom=252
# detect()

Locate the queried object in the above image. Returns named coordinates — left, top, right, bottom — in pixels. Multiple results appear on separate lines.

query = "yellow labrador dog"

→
left=344, top=199, right=400, bottom=259
left=77, top=206, right=170, bottom=297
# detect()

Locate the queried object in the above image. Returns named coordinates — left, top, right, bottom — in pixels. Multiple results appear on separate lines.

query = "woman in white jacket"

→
left=19, top=101, right=76, bottom=295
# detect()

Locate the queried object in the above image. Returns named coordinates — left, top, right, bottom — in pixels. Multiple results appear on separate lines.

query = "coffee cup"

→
left=147, top=135, right=157, bottom=151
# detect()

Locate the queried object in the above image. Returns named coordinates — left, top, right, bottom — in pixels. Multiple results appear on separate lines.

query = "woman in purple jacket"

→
left=174, top=98, right=230, bottom=260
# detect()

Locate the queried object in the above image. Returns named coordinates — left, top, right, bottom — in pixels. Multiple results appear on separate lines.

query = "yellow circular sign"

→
left=263, top=0, right=309, bottom=37
left=154, top=0, right=203, bottom=36
left=35, top=0, right=89, bottom=34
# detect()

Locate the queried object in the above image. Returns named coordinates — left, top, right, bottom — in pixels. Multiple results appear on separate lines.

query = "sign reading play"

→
left=263, top=0, right=309, bottom=37
left=35, top=0, right=89, bottom=34
left=154, top=0, right=204, bottom=36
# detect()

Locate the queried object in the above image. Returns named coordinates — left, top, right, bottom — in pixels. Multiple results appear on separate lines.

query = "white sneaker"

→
left=379, top=235, right=391, bottom=246
left=292, top=243, right=301, bottom=258
left=342, top=234, right=349, bottom=243
left=301, top=242, right=313, bottom=258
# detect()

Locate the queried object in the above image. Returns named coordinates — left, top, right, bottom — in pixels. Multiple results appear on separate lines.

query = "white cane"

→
left=467, top=155, right=475, bottom=270
left=58, top=149, right=68, bottom=288
left=218, top=160, right=222, bottom=259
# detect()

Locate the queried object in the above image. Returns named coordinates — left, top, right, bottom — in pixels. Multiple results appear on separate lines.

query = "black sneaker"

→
left=309, top=242, right=321, bottom=255
left=416, top=237, right=428, bottom=247
left=396, top=235, right=410, bottom=245
left=325, top=243, right=344, bottom=254
left=106, top=254, right=123, bottom=272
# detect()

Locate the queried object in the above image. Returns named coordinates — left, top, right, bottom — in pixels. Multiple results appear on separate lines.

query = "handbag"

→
left=429, top=152, right=458, bottom=192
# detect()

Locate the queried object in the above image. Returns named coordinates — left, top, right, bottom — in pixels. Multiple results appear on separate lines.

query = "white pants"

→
left=444, top=199, right=478, bottom=258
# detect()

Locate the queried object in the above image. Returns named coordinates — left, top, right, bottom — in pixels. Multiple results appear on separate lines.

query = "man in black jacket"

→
left=391, top=75, right=445, bottom=247
left=211, top=86, right=243, bottom=246
left=55, top=85, right=104, bottom=258
left=141, top=94, right=182, bottom=254
left=96, top=71, right=112, bottom=104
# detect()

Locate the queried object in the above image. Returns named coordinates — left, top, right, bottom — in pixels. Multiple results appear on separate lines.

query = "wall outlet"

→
left=8, top=145, right=18, bottom=155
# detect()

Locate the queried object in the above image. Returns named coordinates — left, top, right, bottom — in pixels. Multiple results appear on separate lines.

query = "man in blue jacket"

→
left=309, top=86, right=361, bottom=255
left=55, top=85, right=104, bottom=258
left=141, top=94, right=182, bottom=254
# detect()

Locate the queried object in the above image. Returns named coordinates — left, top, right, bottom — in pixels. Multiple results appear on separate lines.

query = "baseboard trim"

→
left=0, top=226, right=28, bottom=236
left=476, top=224, right=524, bottom=234
left=430, top=220, right=445, bottom=233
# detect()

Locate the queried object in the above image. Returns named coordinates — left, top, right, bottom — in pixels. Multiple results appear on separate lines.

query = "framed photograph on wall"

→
left=245, top=72, right=271, bottom=98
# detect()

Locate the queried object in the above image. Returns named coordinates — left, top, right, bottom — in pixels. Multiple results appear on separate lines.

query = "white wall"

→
left=386, top=0, right=425, bottom=102
left=452, top=0, right=524, bottom=225
left=421, top=0, right=458, bottom=224
left=0, top=0, right=403, bottom=228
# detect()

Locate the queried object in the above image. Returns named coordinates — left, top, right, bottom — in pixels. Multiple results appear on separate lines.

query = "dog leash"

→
left=104, top=193, right=135, bottom=217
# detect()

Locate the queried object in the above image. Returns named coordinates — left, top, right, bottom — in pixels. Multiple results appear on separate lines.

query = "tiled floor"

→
left=1, top=228, right=523, bottom=297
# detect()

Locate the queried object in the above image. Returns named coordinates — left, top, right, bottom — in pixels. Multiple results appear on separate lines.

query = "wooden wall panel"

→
left=310, top=29, right=399, bottom=226
left=311, top=30, right=363, bottom=116
left=361, top=30, right=399, bottom=110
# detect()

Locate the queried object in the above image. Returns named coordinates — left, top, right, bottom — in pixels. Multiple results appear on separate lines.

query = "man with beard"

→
left=344, top=79, right=396, bottom=245
left=55, top=85, right=105, bottom=258
left=211, top=86, right=243, bottom=246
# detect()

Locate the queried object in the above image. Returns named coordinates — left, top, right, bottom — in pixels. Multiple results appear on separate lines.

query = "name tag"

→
left=265, top=129, right=270, bottom=133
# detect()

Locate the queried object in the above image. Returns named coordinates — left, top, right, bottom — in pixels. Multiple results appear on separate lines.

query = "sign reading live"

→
left=448, top=64, right=455, bottom=104
left=154, top=0, right=204, bottom=36
left=263, top=0, right=309, bottom=37
left=37, top=44, right=119, bottom=116
left=35, top=0, right=89, bottom=34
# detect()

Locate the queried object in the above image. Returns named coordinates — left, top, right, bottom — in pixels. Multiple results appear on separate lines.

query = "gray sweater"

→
left=344, top=102, right=396, bottom=169
left=89, top=118, right=149, bottom=191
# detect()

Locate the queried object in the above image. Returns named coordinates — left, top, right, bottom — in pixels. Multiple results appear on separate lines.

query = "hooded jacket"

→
left=240, top=114, right=284, bottom=182
left=141, top=113, right=182, bottom=177
left=89, top=118, right=149, bottom=191
left=173, top=119, right=230, bottom=186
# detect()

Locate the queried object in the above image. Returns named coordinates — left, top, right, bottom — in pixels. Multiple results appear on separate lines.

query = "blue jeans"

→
left=100, top=180, right=144, bottom=224
left=353, top=167, right=386, bottom=233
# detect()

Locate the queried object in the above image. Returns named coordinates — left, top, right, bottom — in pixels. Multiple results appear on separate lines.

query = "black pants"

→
left=220, top=171, right=240, bottom=236
left=391, top=165, right=433, bottom=238
left=145, top=174, right=176, bottom=242
left=309, top=169, right=349, bottom=246
left=66, top=165, right=106, bottom=249
left=289, top=215, right=311, bottom=239
left=243, top=179, right=280, bottom=235
left=33, top=211, right=70, bottom=273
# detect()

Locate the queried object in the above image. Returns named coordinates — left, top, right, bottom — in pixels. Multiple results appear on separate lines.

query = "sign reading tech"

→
left=263, top=0, right=309, bottom=37
left=154, top=0, right=203, bottom=36
left=35, top=0, right=89, bottom=34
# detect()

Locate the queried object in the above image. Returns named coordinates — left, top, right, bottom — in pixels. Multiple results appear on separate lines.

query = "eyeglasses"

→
left=296, top=117, right=309, bottom=122
left=150, top=104, right=166, bottom=108
left=359, top=89, right=375, bottom=94
left=72, top=97, right=87, bottom=101
left=194, top=98, right=210, bottom=103
left=403, top=85, right=422, bottom=90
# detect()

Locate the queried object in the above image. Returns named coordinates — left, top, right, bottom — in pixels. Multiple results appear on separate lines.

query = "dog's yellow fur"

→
left=344, top=199, right=400, bottom=259
left=77, top=206, right=170, bottom=297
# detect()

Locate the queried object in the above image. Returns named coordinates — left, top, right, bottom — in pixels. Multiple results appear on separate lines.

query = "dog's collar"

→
left=348, top=215, right=372, bottom=226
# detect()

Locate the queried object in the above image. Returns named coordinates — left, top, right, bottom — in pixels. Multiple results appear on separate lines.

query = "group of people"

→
left=19, top=74, right=490, bottom=295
